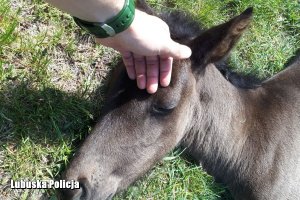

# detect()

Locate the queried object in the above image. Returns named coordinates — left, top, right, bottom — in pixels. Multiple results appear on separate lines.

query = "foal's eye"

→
left=151, top=103, right=176, bottom=116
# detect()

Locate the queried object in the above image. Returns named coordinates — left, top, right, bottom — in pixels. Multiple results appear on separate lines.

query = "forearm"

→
left=45, top=0, right=125, bottom=22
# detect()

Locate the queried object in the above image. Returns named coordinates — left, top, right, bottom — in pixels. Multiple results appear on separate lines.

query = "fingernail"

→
left=147, top=84, right=158, bottom=94
left=180, top=45, right=192, bottom=58
left=160, top=78, right=170, bottom=87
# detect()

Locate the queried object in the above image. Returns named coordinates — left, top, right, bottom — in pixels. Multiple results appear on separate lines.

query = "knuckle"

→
left=146, top=60, right=158, bottom=67
left=134, top=58, right=145, bottom=64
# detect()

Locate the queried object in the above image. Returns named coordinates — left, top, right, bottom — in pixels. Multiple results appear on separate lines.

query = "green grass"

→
left=114, top=150, right=229, bottom=200
left=0, top=0, right=299, bottom=199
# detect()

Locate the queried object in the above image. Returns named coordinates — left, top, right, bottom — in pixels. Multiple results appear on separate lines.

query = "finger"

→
left=160, top=56, right=173, bottom=87
left=122, top=51, right=135, bottom=80
left=160, top=40, right=192, bottom=59
left=134, top=54, right=146, bottom=90
left=146, top=56, right=159, bottom=94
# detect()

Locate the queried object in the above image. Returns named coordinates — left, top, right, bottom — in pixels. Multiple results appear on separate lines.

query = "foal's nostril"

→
left=60, top=178, right=91, bottom=200
left=78, top=178, right=92, bottom=199
left=60, top=187, right=82, bottom=200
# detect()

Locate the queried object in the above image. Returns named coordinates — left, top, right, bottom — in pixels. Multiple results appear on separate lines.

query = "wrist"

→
left=73, top=0, right=135, bottom=38
left=116, top=10, right=147, bottom=35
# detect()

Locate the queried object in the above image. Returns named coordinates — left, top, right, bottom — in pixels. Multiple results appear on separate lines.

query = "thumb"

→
left=160, top=39, right=192, bottom=59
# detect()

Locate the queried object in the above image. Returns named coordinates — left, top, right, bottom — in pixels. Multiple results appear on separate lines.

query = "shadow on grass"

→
left=0, top=83, right=95, bottom=145
left=0, top=81, right=107, bottom=198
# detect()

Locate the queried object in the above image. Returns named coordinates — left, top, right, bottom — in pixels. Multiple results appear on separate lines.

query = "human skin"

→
left=45, top=0, right=191, bottom=93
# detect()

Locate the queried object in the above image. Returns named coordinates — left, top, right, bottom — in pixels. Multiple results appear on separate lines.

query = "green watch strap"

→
left=73, top=0, right=135, bottom=38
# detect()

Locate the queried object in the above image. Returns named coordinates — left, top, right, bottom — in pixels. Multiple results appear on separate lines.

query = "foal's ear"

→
left=191, top=8, right=253, bottom=66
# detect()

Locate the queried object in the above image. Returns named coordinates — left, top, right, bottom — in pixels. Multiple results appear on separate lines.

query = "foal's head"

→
left=61, top=8, right=253, bottom=200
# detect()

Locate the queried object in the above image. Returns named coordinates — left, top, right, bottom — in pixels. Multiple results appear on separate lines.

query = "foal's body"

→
left=61, top=2, right=300, bottom=199
left=183, top=60, right=300, bottom=199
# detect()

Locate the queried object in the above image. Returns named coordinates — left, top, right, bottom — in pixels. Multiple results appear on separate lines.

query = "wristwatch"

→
left=73, top=0, right=135, bottom=38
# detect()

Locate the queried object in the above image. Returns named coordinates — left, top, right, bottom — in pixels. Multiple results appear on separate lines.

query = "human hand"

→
left=96, top=10, right=191, bottom=94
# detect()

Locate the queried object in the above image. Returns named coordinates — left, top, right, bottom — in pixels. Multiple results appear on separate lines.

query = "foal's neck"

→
left=184, top=64, right=253, bottom=186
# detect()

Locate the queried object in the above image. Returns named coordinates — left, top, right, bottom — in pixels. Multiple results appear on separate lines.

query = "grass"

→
left=0, top=0, right=299, bottom=199
left=114, top=150, right=229, bottom=200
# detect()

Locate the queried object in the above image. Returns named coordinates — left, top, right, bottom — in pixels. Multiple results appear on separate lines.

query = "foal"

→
left=61, top=4, right=300, bottom=200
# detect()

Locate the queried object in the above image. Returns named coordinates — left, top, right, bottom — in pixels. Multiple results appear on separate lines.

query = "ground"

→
left=0, top=0, right=299, bottom=199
